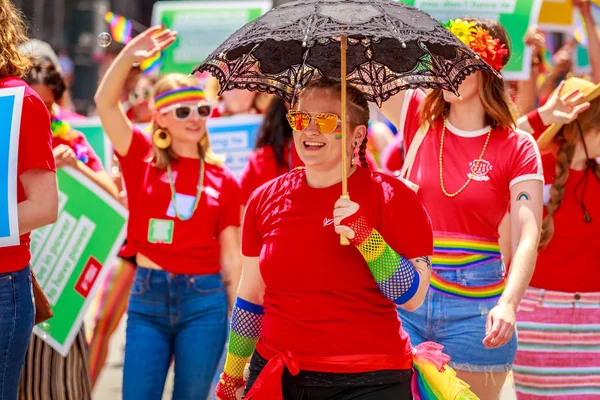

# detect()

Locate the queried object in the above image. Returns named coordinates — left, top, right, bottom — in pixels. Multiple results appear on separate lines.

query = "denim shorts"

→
left=398, top=260, right=517, bottom=372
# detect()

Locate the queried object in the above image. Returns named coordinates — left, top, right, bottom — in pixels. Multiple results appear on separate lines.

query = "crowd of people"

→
left=1, top=0, right=599, bottom=399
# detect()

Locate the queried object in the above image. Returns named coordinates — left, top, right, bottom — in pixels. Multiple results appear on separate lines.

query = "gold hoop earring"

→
left=153, top=129, right=172, bottom=149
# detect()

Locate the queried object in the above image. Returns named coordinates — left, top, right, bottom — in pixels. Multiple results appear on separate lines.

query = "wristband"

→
left=526, top=108, right=549, bottom=134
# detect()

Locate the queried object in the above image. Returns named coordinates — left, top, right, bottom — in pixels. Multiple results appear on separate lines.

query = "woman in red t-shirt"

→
left=0, top=3, right=58, bottom=399
left=379, top=19, right=543, bottom=398
left=512, top=77, right=600, bottom=399
left=95, top=27, right=242, bottom=399
left=215, top=77, right=434, bottom=400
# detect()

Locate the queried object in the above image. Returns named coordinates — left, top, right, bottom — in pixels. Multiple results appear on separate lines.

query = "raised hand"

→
left=122, top=26, right=177, bottom=63
left=573, top=0, right=592, bottom=16
left=524, top=25, right=545, bottom=54
left=539, top=80, right=591, bottom=125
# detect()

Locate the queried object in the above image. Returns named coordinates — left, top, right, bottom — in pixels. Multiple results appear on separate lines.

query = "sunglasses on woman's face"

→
left=286, top=110, right=346, bottom=135
left=159, top=103, right=215, bottom=121
left=129, top=87, right=152, bottom=104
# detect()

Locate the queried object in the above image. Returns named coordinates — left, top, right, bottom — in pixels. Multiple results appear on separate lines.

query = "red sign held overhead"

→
left=75, top=257, right=103, bottom=298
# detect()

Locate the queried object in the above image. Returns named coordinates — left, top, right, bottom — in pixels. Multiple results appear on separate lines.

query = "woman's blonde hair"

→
left=539, top=98, right=600, bottom=250
left=152, top=73, right=223, bottom=170
left=0, top=0, right=31, bottom=78
left=419, top=18, right=516, bottom=131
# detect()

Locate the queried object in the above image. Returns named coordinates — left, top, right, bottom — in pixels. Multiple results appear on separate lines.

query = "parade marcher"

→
left=512, top=77, right=600, bottom=399
left=20, top=59, right=118, bottom=400
left=216, top=77, right=435, bottom=400
left=379, top=18, right=544, bottom=398
left=0, top=1, right=58, bottom=398
left=95, top=27, right=242, bottom=399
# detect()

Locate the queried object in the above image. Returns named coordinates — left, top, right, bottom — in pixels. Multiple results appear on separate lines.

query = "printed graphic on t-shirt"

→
left=167, top=193, right=196, bottom=220
left=467, top=159, right=493, bottom=181
left=148, top=218, right=174, bottom=244
left=323, top=217, right=334, bottom=227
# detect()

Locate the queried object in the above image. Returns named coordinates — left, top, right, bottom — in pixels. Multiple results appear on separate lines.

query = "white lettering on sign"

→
left=30, top=191, right=69, bottom=258
left=45, top=216, right=96, bottom=306
left=33, top=212, right=77, bottom=285
left=210, top=132, right=249, bottom=151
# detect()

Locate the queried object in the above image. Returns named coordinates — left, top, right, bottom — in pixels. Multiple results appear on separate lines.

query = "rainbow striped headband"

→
left=154, top=87, right=206, bottom=111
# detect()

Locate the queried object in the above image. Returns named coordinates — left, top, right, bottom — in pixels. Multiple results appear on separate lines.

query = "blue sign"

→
left=0, top=87, right=25, bottom=247
left=207, top=114, right=263, bottom=177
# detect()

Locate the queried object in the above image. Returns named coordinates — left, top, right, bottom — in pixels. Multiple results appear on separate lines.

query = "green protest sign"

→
left=30, top=168, right=127, bottom=356
left=152, top=1, right=272, bottom=75
left=397, top=0, right=544, bottom=80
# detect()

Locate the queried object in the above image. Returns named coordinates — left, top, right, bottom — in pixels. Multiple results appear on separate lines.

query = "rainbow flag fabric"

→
left=575, top=13, right=588, bottom=47
left=429, top=232, right=505, bottom=301
left=104, top=11, right=132, bottom=44
left=432, top=232, right=502, bottom=269
left=140, top=52, right=162, bottom=75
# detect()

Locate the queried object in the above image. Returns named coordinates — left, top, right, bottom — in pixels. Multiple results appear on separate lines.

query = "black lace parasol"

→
left=192, top=0, right=498, bottom=106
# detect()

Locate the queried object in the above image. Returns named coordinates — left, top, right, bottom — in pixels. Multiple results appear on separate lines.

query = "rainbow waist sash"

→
left=430, top=232, right=505, bottom=300
left=430, top=272, right=505, bottom=301
left=432, top=232, right=501, bottom=270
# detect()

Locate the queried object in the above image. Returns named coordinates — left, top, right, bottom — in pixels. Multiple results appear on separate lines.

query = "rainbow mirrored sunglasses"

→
left=287, top=110, right=357, bottom=135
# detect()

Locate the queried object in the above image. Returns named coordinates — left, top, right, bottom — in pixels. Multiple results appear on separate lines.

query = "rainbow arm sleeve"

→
left=215, top=298, right=264, bottom=400
left=346, top=213, right=420, bottom=305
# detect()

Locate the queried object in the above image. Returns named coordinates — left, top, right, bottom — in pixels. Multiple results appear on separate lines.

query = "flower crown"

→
left=445, top=19, right=508, bottom=72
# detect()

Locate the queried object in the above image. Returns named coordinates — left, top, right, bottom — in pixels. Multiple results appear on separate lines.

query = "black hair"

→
left=23, top=60, right=66, bottom=102
left=255, top=97, right=293, bottom=168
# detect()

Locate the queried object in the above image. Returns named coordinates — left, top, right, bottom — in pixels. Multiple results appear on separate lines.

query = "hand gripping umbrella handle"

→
left=340, top=195, right=350, bottom=246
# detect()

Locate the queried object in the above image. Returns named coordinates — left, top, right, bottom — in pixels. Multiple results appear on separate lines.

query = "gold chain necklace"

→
left=167, top=158, right=205, bottom=221
left=439, top=117, right=492, bottom=198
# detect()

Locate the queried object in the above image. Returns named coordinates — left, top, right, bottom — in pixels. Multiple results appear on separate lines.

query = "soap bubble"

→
left=97, top=32, right=112, bottom=48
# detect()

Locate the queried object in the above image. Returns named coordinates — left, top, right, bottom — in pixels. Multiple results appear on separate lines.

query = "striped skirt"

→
left=18, top=326, right=92, bottom=400
left=514, top=287, right=600, bottom=399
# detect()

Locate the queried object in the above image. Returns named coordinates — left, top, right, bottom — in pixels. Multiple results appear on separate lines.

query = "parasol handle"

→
left=340, top=36, right=350, bottom=246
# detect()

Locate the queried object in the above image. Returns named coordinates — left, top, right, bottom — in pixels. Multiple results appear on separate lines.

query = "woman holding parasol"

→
left=217, top=76, right=434, bottom=399
left=380, top=18, right=544, bottom=398
left=198, top=1, right=503, bottom=398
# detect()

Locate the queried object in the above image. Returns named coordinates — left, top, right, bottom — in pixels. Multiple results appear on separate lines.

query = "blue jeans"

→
left=123, top=267, right=227, bottom=400
left=398, top=260, right=517, bottom=372
left=0, top=265, right=34, bottom=400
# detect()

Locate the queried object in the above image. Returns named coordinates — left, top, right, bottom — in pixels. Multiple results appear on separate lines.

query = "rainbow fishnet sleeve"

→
left=346, top=214, right=420, bottom=305
left=216, top=298, right=264, bottom=400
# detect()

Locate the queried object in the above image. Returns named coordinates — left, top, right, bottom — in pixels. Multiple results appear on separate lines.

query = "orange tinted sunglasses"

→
left=286, top=111, right=343, bottom=135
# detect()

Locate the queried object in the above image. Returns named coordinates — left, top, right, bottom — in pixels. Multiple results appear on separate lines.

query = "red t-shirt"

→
left=0, top=77, right=55, bottom=273
left=117, top=129, right=241, bottom=274
left=529, top=155, right=600, bottom=292
left=381, top=133, right=404, bottom=174
left=400, top=90, right=543, bottom=239
left=243, top=166, right=432, bottom=362
left=239, top=143, right=303, bottom=205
